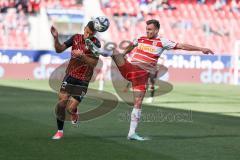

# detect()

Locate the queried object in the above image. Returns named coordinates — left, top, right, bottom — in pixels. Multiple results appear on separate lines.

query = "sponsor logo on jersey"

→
left=138, top=44, right=157, bottom=53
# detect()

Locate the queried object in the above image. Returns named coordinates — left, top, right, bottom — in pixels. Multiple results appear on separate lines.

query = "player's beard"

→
left=147, top=33, right=155, bottom=39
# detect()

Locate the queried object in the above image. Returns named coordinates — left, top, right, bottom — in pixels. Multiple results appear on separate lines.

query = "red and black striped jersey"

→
left=64, top=34, right=101, bottom=81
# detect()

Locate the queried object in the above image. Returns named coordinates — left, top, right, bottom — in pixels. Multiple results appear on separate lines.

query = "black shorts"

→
left=61, top=75, right=89, bottom=102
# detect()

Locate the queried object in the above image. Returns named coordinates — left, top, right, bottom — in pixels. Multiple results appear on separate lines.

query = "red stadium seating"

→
left=0, top=0, right=239, bottom=53
left=101, top=0, right=240, bottom=54
left=0, top=0, right=82, bottom=49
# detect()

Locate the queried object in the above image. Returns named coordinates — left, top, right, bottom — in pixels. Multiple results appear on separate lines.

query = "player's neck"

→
left=148, top=35, right=158, bottom=39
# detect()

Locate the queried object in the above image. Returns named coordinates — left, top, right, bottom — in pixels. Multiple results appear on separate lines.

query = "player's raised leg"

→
left=85, top=37, right=131, bottom=67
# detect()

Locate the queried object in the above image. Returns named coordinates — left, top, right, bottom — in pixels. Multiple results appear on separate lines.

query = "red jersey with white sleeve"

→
left=129, top=36, right=177, bottom=71
left=117, top=36, right=176, bottom=91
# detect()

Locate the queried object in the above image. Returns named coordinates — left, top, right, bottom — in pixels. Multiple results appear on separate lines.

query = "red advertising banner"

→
left=0, top=63, right=234, bottom=84
left=0, top=63, right=59, bottom=80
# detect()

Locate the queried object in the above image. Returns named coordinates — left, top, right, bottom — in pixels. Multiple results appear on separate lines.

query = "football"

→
left=93, top=16, right=110, bottom=32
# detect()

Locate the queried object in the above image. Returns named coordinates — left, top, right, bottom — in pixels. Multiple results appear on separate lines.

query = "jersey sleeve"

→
left=161, top=37, right=177, bottom=50
left=64, top=35, right=75, bottom=48
left=134, top=36, right=143, bottom=46
left=132, top=38, right=139, bottom=47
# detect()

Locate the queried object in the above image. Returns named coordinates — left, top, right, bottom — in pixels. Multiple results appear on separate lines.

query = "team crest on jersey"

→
left=152, top=41, right=158, bottom=46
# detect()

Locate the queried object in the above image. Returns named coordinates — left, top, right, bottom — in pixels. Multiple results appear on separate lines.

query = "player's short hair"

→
left=86, top=21, right=96, bottom=32
left=146, top=19, right=160, bottom=29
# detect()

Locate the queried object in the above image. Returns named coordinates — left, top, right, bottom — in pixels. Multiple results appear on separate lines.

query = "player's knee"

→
left=58, top=92, right=69, bottom=101
left=57, top=95, right=69, bottom=107
left=134, top=97, right=144, bottom=108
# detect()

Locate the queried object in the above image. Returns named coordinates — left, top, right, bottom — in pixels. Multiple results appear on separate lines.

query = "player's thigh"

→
left=59, top=75, right=72, bottom=101
left=62, top=76, right=89, bottom=107
left=58, top=90, right=70, bottom=101
left=131, top=69, right=149, bottom=92
left=118, top=61, right=141, bottom=81
left=131, top=72, right=149, bottom=108
left=56, top=91, right=70, bottom=109
left=60, top=74, right=88, bottom=99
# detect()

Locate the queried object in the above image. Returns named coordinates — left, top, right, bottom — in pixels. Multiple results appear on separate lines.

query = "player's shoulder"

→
left=153, top=36, right=175, bottom=44
left=158, top=36, right=168, bottom=40
left=71, top=34, right=83, bottom=40
left=136, top=36, right=148, bottom=44
left=148, top=35, right=166, bottom=42
left=74, top=33, right=83, bottom=37
left=159, top=36, right=176, bottom=44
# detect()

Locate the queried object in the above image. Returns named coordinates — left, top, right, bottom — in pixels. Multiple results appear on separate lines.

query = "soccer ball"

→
left=93, top=16, right=110, bottom=32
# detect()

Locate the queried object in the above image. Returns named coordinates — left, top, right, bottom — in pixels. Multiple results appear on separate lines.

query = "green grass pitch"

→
left=0, top=80, right=240, bottom=160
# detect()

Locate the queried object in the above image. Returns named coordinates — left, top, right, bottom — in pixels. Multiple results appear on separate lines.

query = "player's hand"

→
left=201, top=48, right=214, bottom=55
left=50, top=26, right=58, bottom=39
left=72, top=50, right=83, bottom=57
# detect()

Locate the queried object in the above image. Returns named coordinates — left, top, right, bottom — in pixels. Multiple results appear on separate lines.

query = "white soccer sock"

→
left=128, top=108, right=142, bottom=136
left=58, top=130, right=63, bottom=133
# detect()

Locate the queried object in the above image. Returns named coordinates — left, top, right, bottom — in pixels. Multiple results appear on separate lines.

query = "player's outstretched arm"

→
left=123, top=39, right=138, bottom=56
left=123, top=44, right=135, bottom=56
left=175, top=43, right=214, bottom=55
left=50, top=26, right=68, bottom=53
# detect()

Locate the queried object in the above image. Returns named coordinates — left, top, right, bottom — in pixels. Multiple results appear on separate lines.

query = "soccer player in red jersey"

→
left=87, top=19, right=214, bottom=140
left=51, top=21, right=101, bottom=140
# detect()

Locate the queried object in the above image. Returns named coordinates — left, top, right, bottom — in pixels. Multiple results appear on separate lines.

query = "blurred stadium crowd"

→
left=0, top=0, right=83, bottom=49
left=101, top=0, right=240, bottom=54
left=0, top=0, right=83, bottom=13
left=0, top=0, right=239, bottom=54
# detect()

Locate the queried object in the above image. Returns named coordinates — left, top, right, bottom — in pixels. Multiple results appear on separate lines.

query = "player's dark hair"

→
left=86, top=21, right=96, bottom=32
left=146, top=19, right=160, bottom=29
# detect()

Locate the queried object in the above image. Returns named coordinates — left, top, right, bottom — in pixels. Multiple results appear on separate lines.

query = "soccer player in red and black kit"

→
left=51, top=21, right=101, bottom=140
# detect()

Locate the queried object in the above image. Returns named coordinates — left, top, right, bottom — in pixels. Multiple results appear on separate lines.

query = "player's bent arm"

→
left=54, top=38, right=68, bottom=53
left=51, top=26, right=68, bottom=53
left=175, top=43, right=214, bottom=55
left=123, top=43, right=136, bottom=56
left=72, top=50, right=97, bottom=67
left=72, top=50, right=97, bottom=68
left=79, top=55, right=98, bottom=68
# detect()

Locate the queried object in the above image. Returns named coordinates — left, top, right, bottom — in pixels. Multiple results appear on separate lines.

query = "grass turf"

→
left=0, top=80, right=240, bottom=160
